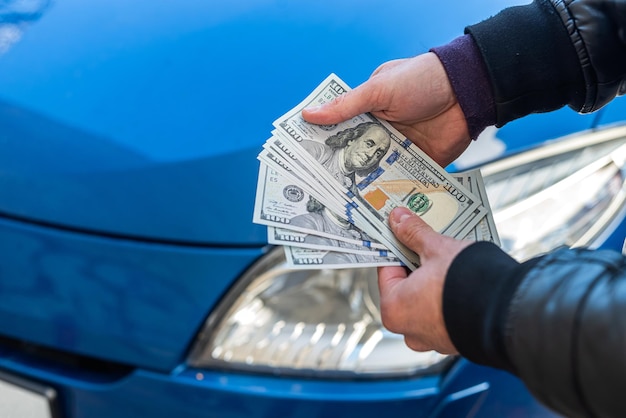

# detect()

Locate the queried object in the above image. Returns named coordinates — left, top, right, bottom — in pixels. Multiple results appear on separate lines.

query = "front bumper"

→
left=0, top=351, right=556, bottom=418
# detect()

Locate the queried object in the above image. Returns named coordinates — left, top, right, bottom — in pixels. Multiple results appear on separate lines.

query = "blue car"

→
left=0, top=0, right=624, bottom=416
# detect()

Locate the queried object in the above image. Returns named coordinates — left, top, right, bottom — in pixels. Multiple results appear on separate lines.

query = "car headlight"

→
left=481, top=124, right=626, bottom=261
left=187, top=246, right=449, bottom=378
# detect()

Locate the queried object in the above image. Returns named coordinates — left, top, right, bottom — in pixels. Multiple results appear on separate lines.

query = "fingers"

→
left=404, top=335, right=438, bottom=353
left=378, top=264, right=458, bottom=354
left=301, top=82, right=381, bottom=125
left=377, top=208, right=461, bottom=355
left=388, top=207, right=438, bottom=257
left=301, top=58, right=413, bottom=125
left=377, top=265, right=409, bottom=298
left=377, top=266, right=410, bottom=337
left=405, top=334, right=458, bottom=355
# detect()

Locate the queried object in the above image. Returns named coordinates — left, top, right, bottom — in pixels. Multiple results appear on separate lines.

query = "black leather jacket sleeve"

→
left=444, top=243, right=626, bottom=418
left=465, top=0, right=626, bottom=126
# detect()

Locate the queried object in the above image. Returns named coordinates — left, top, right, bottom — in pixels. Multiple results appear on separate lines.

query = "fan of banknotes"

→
left=253, top=74, right=500, bottom=270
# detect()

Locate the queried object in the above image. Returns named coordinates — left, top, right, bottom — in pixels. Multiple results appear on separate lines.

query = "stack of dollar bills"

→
left=253, top=74, right=500, bottom=270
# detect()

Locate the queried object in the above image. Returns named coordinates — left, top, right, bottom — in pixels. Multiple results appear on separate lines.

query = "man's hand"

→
left=377, top=207, right=471, bottom=354
left=302, top=53, right=471, bottom=167
left=302, top=53, right=475, bottom=353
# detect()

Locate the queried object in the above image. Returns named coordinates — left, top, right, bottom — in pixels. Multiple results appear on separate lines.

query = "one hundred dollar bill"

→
left=268, top=226, right=391, bottom=255
left=253, top=73, right=501, bottom=269
left=260, top=138, right=348, bottom=215
left=253, top=162, right=388, bottom=249
left=453, top=174, right=487, bottom=240
left=461, top=168, right=501, bottom=245
left=271, top=74, right=484, bottom=270
left=284, top=246, right=402, bottom=269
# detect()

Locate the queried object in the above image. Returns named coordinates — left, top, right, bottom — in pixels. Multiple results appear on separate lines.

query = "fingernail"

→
left=390, top=207, right=413, bottom=227
left=303, top=104, right=322, bottom=113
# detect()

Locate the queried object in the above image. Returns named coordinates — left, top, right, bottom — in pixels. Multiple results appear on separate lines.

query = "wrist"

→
left=464, top=0, right=583, bottom=124
left=443, top=242, right=540, bottom=373
left=430, top=35, right=496, bottom=140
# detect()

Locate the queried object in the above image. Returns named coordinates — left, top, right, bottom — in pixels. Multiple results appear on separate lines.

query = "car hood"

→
left=0, top=0, right=600, bottom=245
left=0, top=99, right=265, bottom=245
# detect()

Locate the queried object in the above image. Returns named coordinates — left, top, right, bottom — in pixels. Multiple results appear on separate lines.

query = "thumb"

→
left=302, top=83, right=378, bottom=125
left=389, top=206, right=438, bottom=256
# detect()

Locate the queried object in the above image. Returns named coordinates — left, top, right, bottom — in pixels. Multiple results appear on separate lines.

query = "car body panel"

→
left=0, top=214, right=265, bottom=371
left=0, top=350, right=552, bottom=418
left=0, top=103, right=268, bottom=244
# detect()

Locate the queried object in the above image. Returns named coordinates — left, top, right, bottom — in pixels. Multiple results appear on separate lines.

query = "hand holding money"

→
left=302, top=54, right=471, bottom=168
left=378, top=206, right=470, bottom=354
left=253, top=74, right=499, bottom=269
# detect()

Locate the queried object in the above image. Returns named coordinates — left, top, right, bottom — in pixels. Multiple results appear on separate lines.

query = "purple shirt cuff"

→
left=430, top=35, right=496, bottom=140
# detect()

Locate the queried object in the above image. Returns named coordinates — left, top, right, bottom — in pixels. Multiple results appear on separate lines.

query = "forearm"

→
left=430, top=35, right=495, bottom=140
left=443, top=242, right=540, bottom=372
left=465, top=0, right=584, bottom=125
left=503, top=248, right=626, bottom=417
left=434, top=0, right=626, bottom=129
left=444, top=243, right=626, bottom=417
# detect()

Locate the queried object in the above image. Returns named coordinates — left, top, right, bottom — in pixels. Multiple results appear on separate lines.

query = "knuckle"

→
left=404, top=335, right=430, bottom=353
left=329, top=94, right=353, bottom=119
left=396, top=219, right=428, bottom=245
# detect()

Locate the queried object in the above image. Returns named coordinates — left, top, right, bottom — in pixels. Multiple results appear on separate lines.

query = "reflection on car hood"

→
left=0, top=0, right=607, bottom=244
left=0, top=99, right=265, bottom=244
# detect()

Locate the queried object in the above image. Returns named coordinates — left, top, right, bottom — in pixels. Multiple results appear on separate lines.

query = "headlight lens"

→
left=188, top=246, right=448, bottom=378
left=482, top=124, right=626, bottom=261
